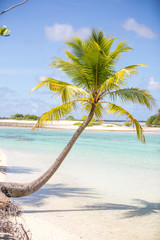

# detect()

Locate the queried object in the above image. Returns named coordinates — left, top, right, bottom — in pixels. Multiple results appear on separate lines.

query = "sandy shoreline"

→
left=0, top=119, right=160, bottom=132
left=0, top=145, right=159, bottom=240
left=0, top=150, right=7, bottom=182
left=0, top=149, right=80, bottom=240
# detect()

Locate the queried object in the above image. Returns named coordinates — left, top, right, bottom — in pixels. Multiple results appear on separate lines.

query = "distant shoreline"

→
left=0, top=118, right=147, bottom=122
left=0, top=119, right=160, bottom=132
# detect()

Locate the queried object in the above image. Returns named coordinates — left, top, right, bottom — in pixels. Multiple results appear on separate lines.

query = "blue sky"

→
left=0, top=0, right=160, bottom=120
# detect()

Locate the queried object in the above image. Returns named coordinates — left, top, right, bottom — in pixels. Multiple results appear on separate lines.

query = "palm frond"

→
left=94, top=103, right=104, bottom=119
left=65, top=50, right=82, bottom=65
left=79, top=39, right=114, bottom=90
left=108, top=88, right=156, bottom=109
left=30, top=77, right=91, bottom=103
left=65, top=37, right=85, bottom=58
left=89, top=29, right=105, bottom=44
left=80, top=101, right=92, bottom=114
left=80, top=100, right=104, bottom=119
left=104, top=41, right=132, bottom=67
left=109, top=64, right=147, bottom=85
left=50, top=58, right=92, bottom=91
left=105, top=102, right=145, bottom=143
left=97, top=64, right=147, bottom=98
left=110, top=41, right=133, bottom=59
left=32, top=101, right=76, bottom=130
left=89, top=29, right=118, bottom=55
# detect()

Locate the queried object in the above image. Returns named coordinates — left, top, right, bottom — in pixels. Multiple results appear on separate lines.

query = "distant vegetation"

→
left=74, top=122, right=95, bottom=127
left=96, top=120, right=105, bottom=125
left=0, top=117, right=7, bottom=119
left=73, top=115, right=96, bottom=127
left=65, top=115, right=77, bottom=121
left=146, top=109, right=160, bottom=127
left=81, top=115, right=87, bottom=121
left=73, top=116, right=105, bottom=127
left=124, top=121, right=133, bottom=127
left=9, top=114, right=40, bottom=120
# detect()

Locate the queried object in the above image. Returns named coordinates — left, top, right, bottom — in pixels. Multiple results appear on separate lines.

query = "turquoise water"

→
left=0, top=127, right=159, bottom=169
left=0, top=127, right=160, bottom=200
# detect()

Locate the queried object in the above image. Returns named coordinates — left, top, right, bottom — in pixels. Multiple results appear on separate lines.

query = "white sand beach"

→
left=0, top=149, right=81, bottom=240
left=0, top=150, right=7, bottom=182
left=0, top=119, right=160, bottom=132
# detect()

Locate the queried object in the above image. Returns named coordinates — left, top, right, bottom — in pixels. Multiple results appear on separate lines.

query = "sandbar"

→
left=0, top=119, right=160, bottom=132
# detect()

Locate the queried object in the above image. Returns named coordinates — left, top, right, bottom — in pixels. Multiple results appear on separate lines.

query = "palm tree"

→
left=0, top=26, right=10, bottom=36
left=0, top=29, right=155, bottom=205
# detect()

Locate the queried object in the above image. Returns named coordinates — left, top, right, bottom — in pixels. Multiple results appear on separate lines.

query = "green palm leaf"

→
left=65, top=50, right=82, bottom=65
left=94, top=103, right=104, bottom=119
left=108, top=88, right=156, bottom=109
left=89, top=29, right=118, bottom=57
left=30, top=77, right=91, bottom=103
left=32, top=101, right=76, bottom=130
left=65, top=37, right=85, bottom=58
left=105, top=102, right=145, bottom=143
left=80, top=101, right=104, bottom=119
left=97, top=64, right=147, bottom=99
left=0, top=26, right=11, bottom=36
left=50, top=58, right=92, bottom=91
left=109, top=41, right=133, bottom=61
left=80, top=101, right=92, bottom=114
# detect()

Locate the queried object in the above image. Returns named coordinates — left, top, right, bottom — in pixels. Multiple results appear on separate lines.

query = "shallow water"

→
left=0, top=127, right=160, bottom=201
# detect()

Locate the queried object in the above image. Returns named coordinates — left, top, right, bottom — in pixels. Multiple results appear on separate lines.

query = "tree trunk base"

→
left=0, top=191, right=31, bottom=240
left=0, top=192, right=11, bottom=210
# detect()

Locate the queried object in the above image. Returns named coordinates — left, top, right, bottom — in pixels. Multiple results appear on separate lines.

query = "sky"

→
left=0, top=0, right=160, bottom=120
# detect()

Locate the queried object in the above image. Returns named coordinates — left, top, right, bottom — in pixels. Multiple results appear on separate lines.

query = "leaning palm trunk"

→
left=0, top=106, right=95, bottom=200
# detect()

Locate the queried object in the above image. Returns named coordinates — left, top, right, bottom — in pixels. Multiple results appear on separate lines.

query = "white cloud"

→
left=122, top=18, right=157, bottom=39
left=147, top=76, right=160, bottom=91
left=76, top=27, right=91, bottom=39
left=39, top=76, right=46, bottom=81
left=0, top=87, right=14, bottom=99
left=0, top=87, right=13, bottom=94
left=45, top=23, right=91, bottom=41
left=0, top=97, right=53, bottom=117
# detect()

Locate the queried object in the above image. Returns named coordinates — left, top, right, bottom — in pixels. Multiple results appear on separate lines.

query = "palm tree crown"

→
left=31, top=29, right=155, bottom=143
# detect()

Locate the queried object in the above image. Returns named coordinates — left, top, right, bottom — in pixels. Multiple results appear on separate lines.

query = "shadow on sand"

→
left=0, top=166, right=6, bottom=174
left=14, top=183, right=98, bottom=206
left=23, top=199, right=160, bottom=218
left=7, top=166, right=38, bottom=174
left=13, top=183, right=160, bottom=218
left=85, top=199, right=160, bottom=218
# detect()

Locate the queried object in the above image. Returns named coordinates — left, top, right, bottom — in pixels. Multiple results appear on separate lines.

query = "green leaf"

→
left=105, top=102, right=145, bottom=143
left=97, top=64, right=148, bottom=98
left=30, top=77, right=91, bottom=103
left=0, top=26, right=10, bottom=37
left=32, top=101, right=76, bottom=130
left=108, top=88, right=156, bottom=109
